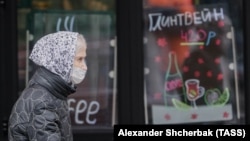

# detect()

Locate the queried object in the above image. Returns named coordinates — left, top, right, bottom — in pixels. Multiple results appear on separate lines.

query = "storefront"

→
left=0, top=0, right=249, bottom=141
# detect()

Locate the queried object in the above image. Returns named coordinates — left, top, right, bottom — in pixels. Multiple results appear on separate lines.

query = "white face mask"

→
left=70, top=67, right=87, bottom=84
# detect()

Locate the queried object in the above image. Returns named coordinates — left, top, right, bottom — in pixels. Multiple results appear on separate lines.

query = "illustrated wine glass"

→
left=185, top=79, right=205, bottom=108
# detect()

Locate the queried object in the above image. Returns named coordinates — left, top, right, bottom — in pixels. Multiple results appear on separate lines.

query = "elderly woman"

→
left=8, top=31, right=88, bottom=141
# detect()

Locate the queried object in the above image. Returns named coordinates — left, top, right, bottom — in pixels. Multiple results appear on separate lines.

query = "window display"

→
left=143, top=2, right=244, bottom=124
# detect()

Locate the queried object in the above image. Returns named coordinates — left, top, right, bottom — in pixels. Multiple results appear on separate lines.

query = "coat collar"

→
left=30, top=67, right=76, bottom=100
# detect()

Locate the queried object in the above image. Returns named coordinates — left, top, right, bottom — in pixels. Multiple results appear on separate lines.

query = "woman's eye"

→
left=78, top=58, right=83, bottom=62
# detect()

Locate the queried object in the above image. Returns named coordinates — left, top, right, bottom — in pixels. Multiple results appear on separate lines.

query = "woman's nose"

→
left=82, top=61, right=88, bottom=70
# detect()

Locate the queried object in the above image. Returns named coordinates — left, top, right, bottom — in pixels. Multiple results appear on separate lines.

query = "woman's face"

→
left=73, top=39, right=87, bottom=70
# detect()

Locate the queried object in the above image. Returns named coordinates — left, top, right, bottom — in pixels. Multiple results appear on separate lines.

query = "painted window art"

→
left=143, top=3, right=240, bottom=124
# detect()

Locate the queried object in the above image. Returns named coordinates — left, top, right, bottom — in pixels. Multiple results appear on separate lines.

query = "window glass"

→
left=143, top=0, right=244, bottom=124
left=17, top=0, right=116, bottom=130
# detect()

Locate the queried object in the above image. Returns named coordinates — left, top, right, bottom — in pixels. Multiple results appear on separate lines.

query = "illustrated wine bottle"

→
left=163, top=51, right=186, bottom=106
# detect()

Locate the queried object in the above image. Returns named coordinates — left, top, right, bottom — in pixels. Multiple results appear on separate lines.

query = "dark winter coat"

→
left=8, top=67, right=76, bottom=141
